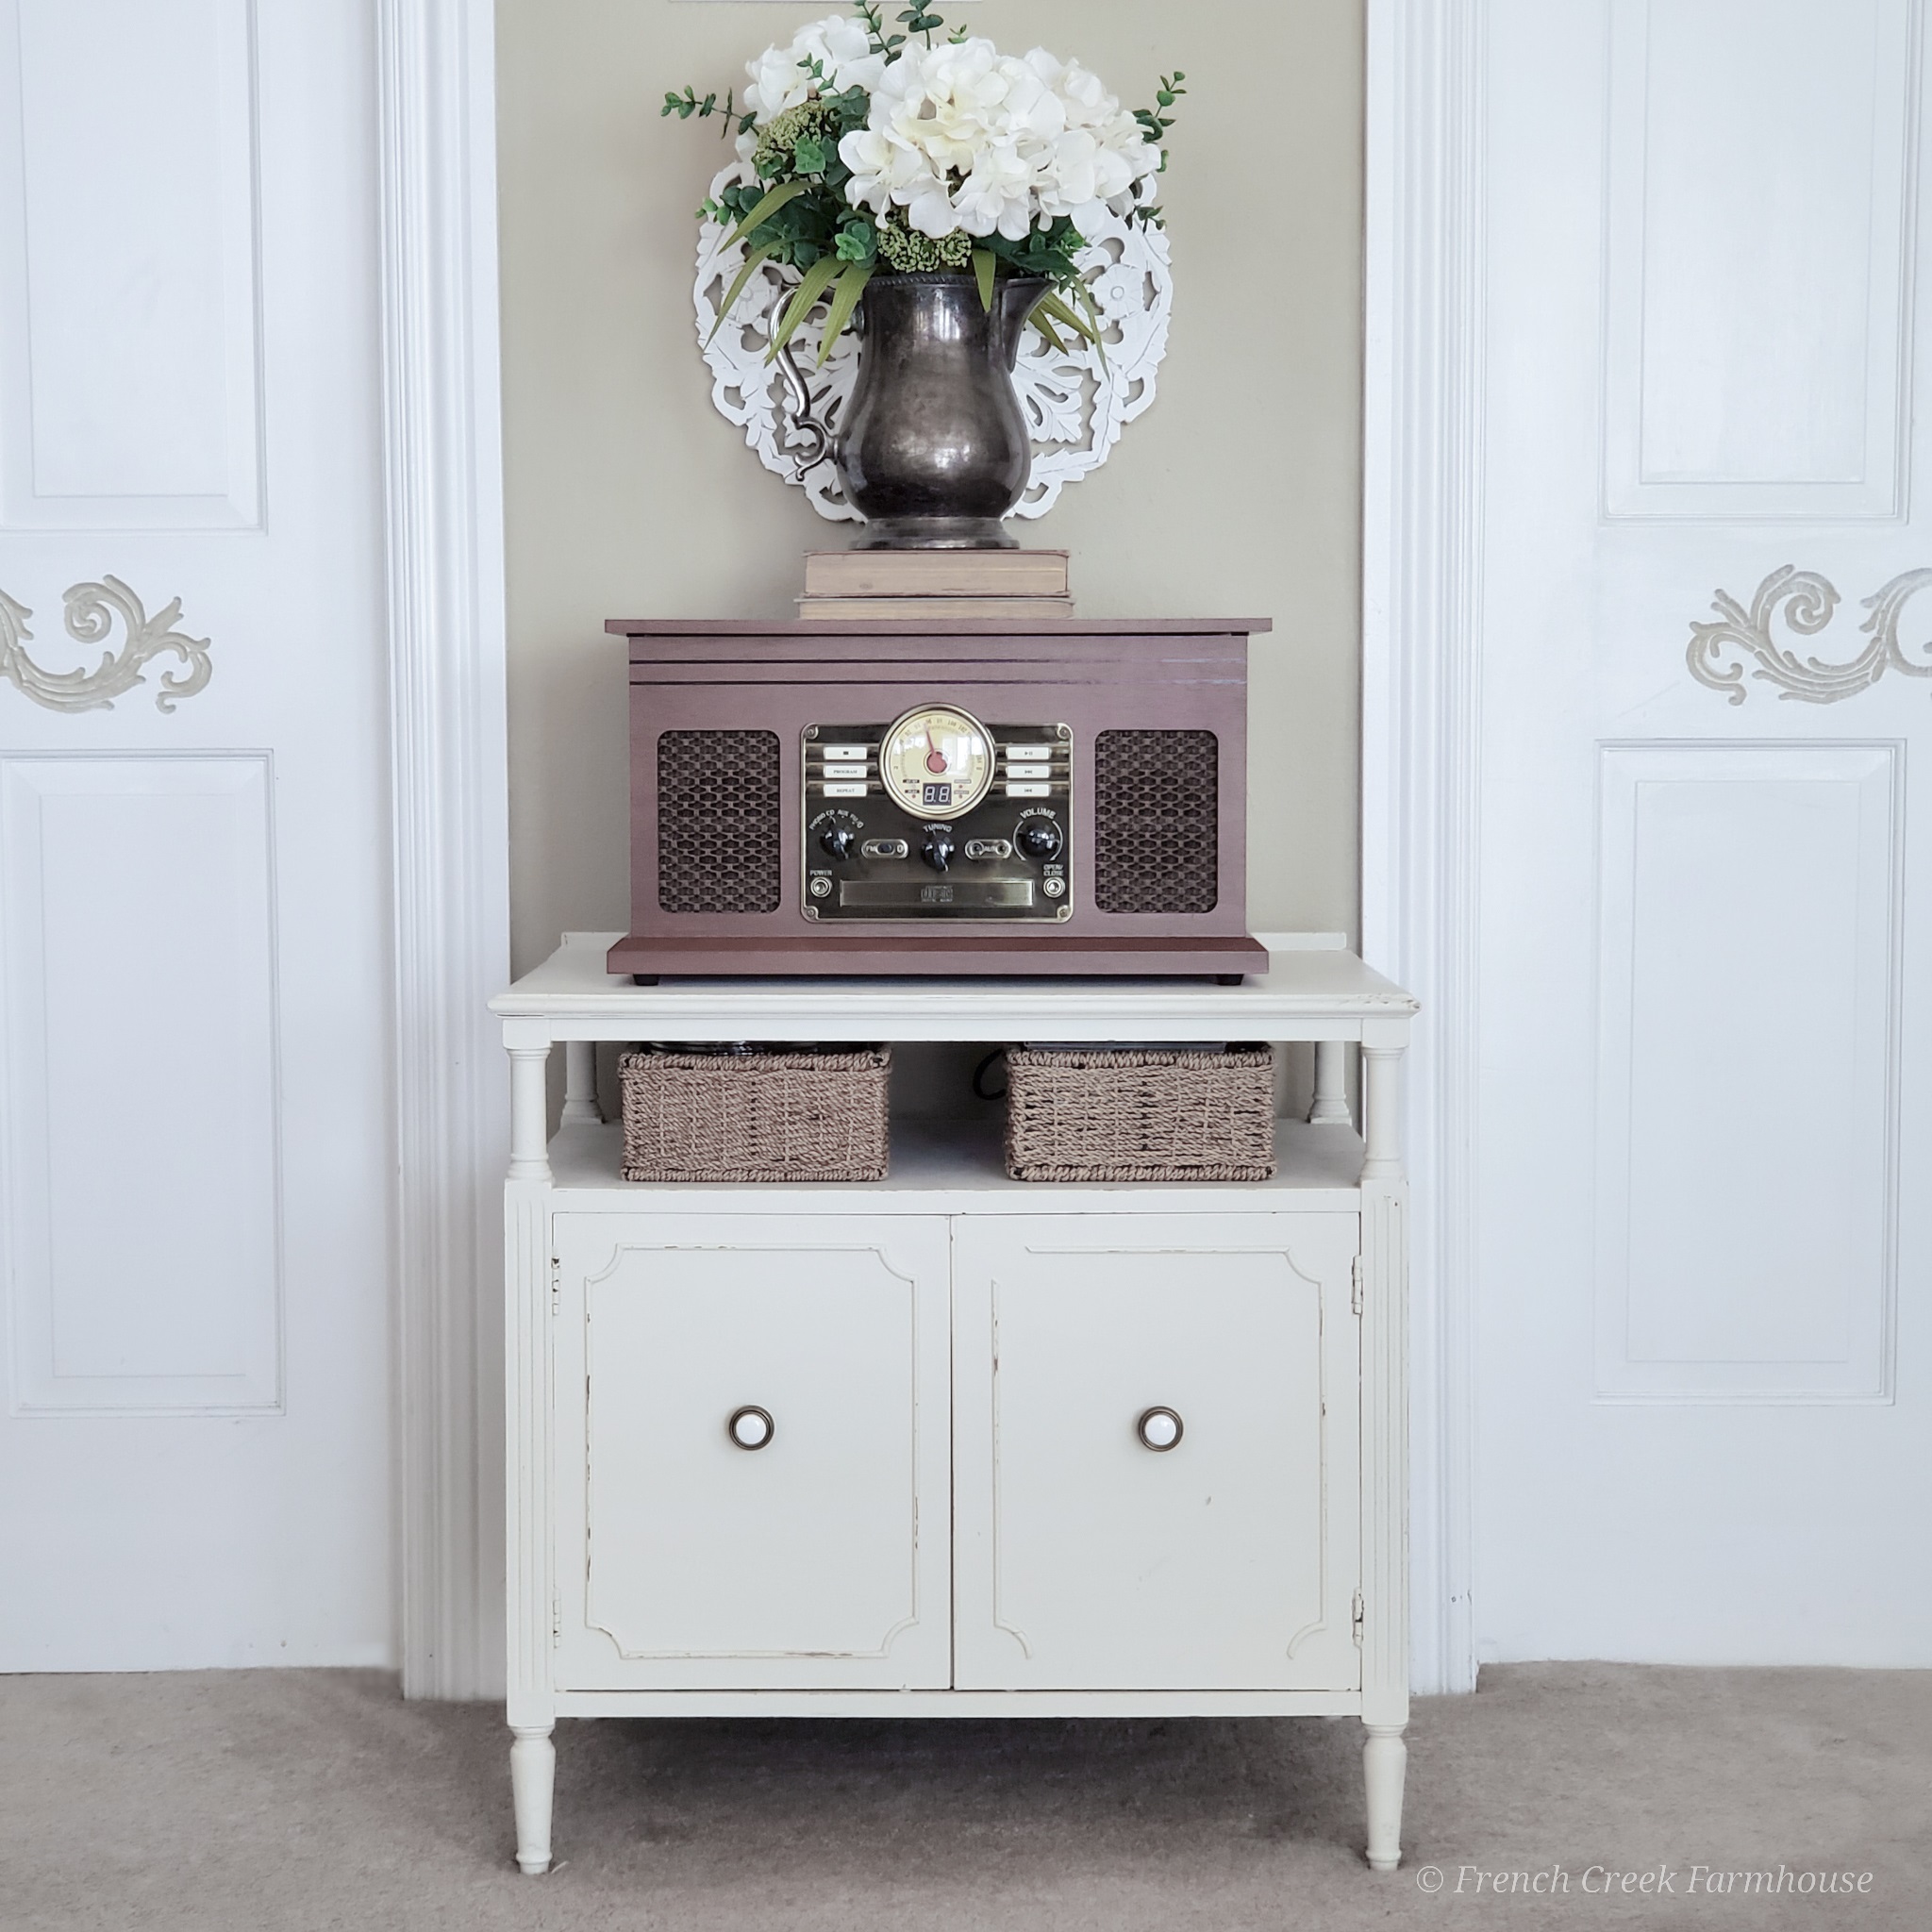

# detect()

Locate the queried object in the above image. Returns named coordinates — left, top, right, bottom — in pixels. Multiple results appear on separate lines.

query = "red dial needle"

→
left=925, top=727, right=947, bottom=775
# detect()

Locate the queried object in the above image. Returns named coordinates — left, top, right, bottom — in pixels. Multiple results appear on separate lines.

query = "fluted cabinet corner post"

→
left=1358, top=1026, right=1411, bottom=1871
left=503, top=1030, right=556, bottom=1873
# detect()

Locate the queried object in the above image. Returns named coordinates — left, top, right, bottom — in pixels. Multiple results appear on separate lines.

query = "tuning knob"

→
left=819, top=824, right=855, bottom=860
left=1137, top=1407, right=1183, bottom=1452
left=1016, top=818, right=1063, bottom=862
left=921, top=825, right=954, bottom=873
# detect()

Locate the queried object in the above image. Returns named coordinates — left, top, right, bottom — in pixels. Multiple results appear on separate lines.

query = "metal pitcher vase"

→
left=775, top=271, right=1048, bottom=550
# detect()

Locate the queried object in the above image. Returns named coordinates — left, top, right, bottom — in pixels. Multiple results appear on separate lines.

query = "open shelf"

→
left=545, top=1113, right=1367, bottom=1212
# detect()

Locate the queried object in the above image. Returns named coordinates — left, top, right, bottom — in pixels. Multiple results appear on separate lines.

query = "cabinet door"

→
left=953, top=1213, right=1361, bottom=1691
left=553, top=1214, right=951, bottom=1690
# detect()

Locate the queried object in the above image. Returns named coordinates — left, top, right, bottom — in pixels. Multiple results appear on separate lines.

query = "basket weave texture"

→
left=1004, top=1045, right=1276, bottom=1182
left=620, top=1047, right=890, bottom=1182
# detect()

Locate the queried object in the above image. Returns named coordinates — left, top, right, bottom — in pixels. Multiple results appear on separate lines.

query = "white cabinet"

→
left=952, top=1214, right=1360, bottom=1692
left=553, top=1215, right=952, bottom=1691
left=492, top=934, right=1417, bottom=1879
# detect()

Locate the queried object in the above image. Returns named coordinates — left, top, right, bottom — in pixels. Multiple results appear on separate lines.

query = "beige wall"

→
left=497, top=0, right=1363, bottom=975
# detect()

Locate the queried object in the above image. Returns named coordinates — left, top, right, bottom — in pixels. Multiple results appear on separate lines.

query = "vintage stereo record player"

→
left=605, top=618, right=1271, bottom=979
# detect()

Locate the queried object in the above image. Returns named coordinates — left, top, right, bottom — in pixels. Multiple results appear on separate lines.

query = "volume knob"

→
left=1017, top=819, right=1063, bottom=862
left=922, top=826, right=954, bottom=873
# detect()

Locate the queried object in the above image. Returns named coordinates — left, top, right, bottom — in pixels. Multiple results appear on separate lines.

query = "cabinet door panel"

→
left=554, top=1213, right=950, bottom=1690
left=954, top=1213, right=1360, bottom=1691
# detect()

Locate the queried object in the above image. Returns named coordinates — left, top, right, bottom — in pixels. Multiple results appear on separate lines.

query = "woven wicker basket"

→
left=619, top=1045, right=891, bottom=1182
left=1004, top=1044, right=1276, bottom=1182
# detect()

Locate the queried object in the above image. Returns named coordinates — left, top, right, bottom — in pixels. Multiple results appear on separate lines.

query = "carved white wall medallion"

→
left=0, top=576, right=212, bottom=713
left=1687, top=564, right=1932, bottom=705
left=693, top=165, right=1172, bottom=523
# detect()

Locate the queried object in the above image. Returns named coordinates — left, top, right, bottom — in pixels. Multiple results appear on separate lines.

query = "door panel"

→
left=1474, top=0, right=1932, bottom=1662
left=953, top=1213, right=1360, bottom=1692
left=554, top=1213, right=951, bottom=1690
left=0, top=0, right=391, bottom=1669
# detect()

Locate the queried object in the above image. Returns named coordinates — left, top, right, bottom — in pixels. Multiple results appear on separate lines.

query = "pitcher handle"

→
left=770, top=285, right=833, bottom=480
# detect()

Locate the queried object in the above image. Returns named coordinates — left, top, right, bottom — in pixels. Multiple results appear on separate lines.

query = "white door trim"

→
left=1362, top=0, right=1485, bottom=1696
left=376, top=0, right=510, bottom=1701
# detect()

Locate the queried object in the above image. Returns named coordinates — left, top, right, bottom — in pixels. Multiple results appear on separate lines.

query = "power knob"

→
left=1017, top=819, right=1063, bottom=862
left=819, top=824, right=856, bottom=860
left=921, top=825, right=954, bottom=873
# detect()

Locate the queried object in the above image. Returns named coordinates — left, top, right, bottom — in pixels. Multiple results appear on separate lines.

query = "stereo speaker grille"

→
left=658, top=729, right=782, bottom=914
left=1093, top=728, right=1219, bottom=914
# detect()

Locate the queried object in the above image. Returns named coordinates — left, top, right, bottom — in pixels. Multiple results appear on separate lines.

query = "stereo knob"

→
left=819, top=824, right=855, bottom=860
left=1017, top=819, right=1063, bottom=862
left=921, top=825, right=954, bottom=874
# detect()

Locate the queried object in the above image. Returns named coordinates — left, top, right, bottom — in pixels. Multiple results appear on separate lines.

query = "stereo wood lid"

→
left=604, top=618, right=1274, bottom=638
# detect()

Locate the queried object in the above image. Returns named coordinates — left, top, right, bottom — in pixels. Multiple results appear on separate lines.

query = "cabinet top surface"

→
left=492, top=934, right=1417, bottom=1044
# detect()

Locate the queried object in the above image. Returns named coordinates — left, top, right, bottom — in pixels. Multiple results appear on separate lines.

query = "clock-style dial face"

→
left=878, top=704, right=995, bottom=821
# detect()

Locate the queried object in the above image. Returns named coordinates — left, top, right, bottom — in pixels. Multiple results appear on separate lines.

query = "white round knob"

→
left=728, top=1406, right=774, bottom=1450
left=1137, top=1407, right=1183, bottom=1452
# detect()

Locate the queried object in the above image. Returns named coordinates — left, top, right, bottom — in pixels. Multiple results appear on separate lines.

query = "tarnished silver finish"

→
left=775, top=272, right=1049, bottom=549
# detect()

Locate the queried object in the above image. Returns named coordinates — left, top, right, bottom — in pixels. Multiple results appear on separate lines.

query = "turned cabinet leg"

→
left=1362, top=1723, right=1407, bottom=1872
left=510, top=1725, right=556, bottom=1875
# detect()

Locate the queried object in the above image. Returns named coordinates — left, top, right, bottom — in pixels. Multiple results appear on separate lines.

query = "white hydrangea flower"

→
left=838, top=34, right=1164, bottom=243
left=742, top=13, right=887, bottom=125
left=841, top=36, right=1062, bottom=238
left=1024, top=49, right=1163, bottom=227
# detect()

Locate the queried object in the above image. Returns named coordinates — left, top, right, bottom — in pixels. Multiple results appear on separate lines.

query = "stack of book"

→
left=797, top=548, right=1074, bottom=620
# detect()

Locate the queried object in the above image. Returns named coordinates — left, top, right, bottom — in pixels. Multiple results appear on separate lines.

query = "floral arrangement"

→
left=665, top=5, right=1183, bottom=364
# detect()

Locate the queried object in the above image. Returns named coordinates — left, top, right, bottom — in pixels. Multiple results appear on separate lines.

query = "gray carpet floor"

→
left=1, top=1665, right=1926, bottom=1930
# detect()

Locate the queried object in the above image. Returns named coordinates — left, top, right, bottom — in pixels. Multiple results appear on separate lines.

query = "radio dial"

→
left=921, top=825, right=955, bottom=874
left=1017, top=819, right=1063, bottom=863
left=819, top=824, right=856, bottom=860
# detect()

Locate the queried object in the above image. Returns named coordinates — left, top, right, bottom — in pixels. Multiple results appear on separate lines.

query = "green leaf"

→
left=724, top=178, right=811, bottom=251
left=706, top=244, right=774, bottom=345
left=973, top=248, right=996, bottom=312
left=793, top=136, right=828, bottom=175
left=1026, top=298, right=1070, bottom=355
left=1033, top=291, right=1105, bottom=356
left=769, top=253, right=848, bottom=360
left=816, top=259, right=876, bottom=367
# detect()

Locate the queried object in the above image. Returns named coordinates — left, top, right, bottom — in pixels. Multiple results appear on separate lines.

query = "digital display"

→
left=923, top=782, right=952, bottom=807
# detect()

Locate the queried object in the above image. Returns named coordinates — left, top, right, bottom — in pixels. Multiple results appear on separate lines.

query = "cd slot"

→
left=838, top=879, right=1037, bottom=911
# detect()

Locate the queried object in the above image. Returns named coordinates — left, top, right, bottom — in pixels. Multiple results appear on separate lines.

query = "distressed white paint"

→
left=952, top=1214, right=1360, bottom=1692
left=1604, top=0, right=1918, bottom=518
left=554, top=1215, right=951, bottom=1690
left=494, top=941, right=1414, bottom=1873
left=1595, top=744, right=1898, bottom=1400
left=0, top=0, right=262, bottom=527
left=1, top=755, right=279, bottom=1411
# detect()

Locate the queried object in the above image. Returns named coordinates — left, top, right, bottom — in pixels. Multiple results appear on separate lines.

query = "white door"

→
left=953, top=1214, right=1360, bottom=1691
left=0, top=1, right=393, bottom=1667
left=553, top=1214, right=953, bottom=1690
left=1474, top=0, right=1932, bottom=1661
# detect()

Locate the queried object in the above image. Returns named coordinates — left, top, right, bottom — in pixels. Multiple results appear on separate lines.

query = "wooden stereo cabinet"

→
left=605, top=618, right=1272, bottom=980
left=492, top=934, right=1417, bottom=1875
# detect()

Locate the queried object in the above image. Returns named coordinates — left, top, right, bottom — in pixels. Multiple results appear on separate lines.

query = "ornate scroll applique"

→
left=1688, top=565, right=1932, bottom=706
left=0, top=576, right=213, bottom=713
